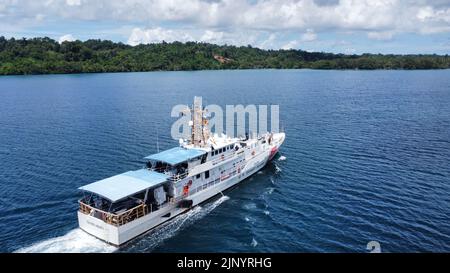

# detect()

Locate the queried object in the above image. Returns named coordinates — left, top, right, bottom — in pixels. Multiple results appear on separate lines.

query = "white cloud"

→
left=200, top=30, right=224, bottom=44
left=280, top=29, right=316, bottom=50
left=281, top=40, right=299, bottom=50
left=127, top=27, right=194, bottom=45
left=58, top=34, right=75, bottom=43
left=1, top=0, right=450, bottom=50
left=66, top=0, right=81, bottom=6
left=35, top=14, right=45, bottom=21
left=343, top=48, right=356, bottom=54
left=367, top=31, right=394, bottom=40
left=3, top=0, right=450, bottom=34
left=128, top=27, right=261, bottom=47
left=301, top=29, right=317, bottom=42
left=258, top=33, right=278, bottom=49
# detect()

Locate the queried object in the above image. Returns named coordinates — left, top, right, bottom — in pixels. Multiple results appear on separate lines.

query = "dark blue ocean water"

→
left=1, top=69, right=450, bottom=253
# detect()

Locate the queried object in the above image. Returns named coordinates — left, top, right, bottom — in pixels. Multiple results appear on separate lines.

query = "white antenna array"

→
left=180, top=96, right=210, bottom=148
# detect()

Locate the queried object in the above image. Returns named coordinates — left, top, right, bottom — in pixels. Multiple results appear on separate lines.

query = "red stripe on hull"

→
left=269, top=146, right=279, bottom=160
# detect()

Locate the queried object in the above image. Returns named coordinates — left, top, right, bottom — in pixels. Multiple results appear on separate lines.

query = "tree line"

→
left=0, top=36, right=449, bottom=75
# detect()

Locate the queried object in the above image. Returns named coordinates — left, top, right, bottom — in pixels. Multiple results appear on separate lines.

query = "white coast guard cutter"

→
left=78, top=97, right=285, bottom=245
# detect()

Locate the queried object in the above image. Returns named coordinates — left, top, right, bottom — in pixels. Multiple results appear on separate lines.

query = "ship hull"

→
left=79, top=133, right=285, bottom=246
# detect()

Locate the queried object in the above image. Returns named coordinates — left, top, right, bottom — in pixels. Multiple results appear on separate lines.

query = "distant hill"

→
left=0, top=36, right=449, bottom=75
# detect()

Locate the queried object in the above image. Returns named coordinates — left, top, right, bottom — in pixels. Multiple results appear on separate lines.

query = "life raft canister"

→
left=183, top=180, right=192, bottom=196
left=183, top=185, right=189, bottom=196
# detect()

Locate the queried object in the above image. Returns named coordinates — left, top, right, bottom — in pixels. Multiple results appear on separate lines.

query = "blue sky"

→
left=1, top=0, right=449, bottom=54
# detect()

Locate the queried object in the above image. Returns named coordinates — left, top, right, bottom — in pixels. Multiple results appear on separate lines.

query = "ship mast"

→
left=190, top=96, right=210, bottom=147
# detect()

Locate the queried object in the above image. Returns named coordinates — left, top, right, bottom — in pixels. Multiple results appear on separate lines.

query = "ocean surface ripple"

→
left=1, top=70, right=449, bottom=252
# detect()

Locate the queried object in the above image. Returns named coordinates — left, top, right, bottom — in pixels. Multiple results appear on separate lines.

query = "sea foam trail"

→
left=278, top=156, right=286, bottom=161
left=15, top=228, right=117, bottom=253
left=251, top=238, right=258, bottom=247
left=122, top=195, right=230, bottom=252
left=16, top=196, right=230, bottom=253
left=275, top=165, right=282, bottom=173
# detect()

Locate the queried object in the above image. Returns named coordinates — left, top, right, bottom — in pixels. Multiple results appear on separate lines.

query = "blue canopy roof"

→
left=144, top=147, right=206, bottom=165
left=79, top=169, right=169, bottom=202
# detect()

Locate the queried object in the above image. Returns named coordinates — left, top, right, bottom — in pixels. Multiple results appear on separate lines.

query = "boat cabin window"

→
left=201, top=154, right=207, bottom=164
left=146, top=161, right=152, bottom=169
left=83, top=194, right=111, bottom=211
left=150, top=160, right=189, bottom=176
left=205, top=170, right=210, bottom=179
left=196, top=173, right=201, bottom=179
left=109, top=191, right=145, bottom=213
left=175, top=162, right=188, bottom=174
left=109, top=184, right=171, bottom=214
left=153, top=161, right=169, bottom=173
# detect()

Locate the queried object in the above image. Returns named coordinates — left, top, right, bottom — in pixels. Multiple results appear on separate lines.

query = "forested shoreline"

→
left=1, top=36, right=449, bottom=75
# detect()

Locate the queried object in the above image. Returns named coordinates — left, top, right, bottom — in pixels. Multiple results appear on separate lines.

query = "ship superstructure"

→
left=78, top=97, right=285, bottom=245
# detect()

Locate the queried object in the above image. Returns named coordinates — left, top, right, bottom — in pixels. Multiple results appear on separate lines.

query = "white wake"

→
left=274, top=165, right=282, bottom=173
left=15, top=228, right=117, bottom=253
left=16, top=195, right=230, bottom=253
left=122, top=195, right=230, bottom=252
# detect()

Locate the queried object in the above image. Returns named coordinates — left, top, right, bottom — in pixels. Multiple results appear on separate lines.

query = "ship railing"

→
left=212, top=151, right=236, bottom=165
left=110, top=203, right=148, bottom=226
left=151, top=166, right=189, bottom=182
left=167, top=171, right=188, bottom=182
left=79, top=200, right=149, bottom=227
left=173, top=176, right=224, bottom=202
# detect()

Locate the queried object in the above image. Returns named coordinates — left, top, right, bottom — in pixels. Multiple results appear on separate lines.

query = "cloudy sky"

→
left=1, top=0, right=449, bottom=54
